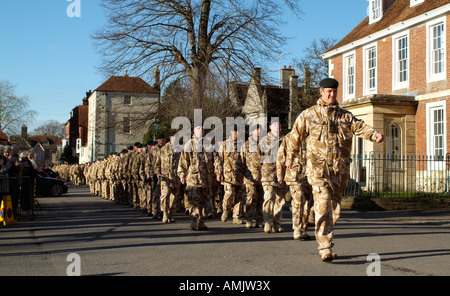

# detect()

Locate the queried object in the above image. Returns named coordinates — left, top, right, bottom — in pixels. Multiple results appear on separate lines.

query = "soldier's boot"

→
left=245, top=220, right=253, bottom=229
left=197, top=221, right=208, bottom=231
left=264, top=221, right=272, bottom=233
left=162, top=210, right=169, bottom=223
left=233, top=218, right=244, bottom=225
left=319, top=248, right=334, bottom=262
left=221, top=210, right=229, bottom=222
left=300, top=231, right=311, bottom=241
left=189, top=220, right=198, bottom=231
left=272, top=223, right=283, bottom=233
left=293, top=229, right=301, bottom=240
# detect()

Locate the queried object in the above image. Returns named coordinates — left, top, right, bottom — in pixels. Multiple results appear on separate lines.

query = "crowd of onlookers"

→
left=0, top=144, right=38, bottom=216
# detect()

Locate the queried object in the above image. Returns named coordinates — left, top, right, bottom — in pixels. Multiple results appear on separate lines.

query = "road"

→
left=1, top=184, right=449, bottom=277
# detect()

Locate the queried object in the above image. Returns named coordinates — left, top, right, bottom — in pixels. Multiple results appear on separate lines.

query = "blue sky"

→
left=0, top=0, right=369, bottom=132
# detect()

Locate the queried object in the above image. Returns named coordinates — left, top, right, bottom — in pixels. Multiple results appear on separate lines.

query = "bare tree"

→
left=31, top=120, right=66, bottom=138
left=93, top=0, right=301, bottom=110
left=0, top=80, right=37, bottom=136
left=293, top=37, right=337, bottom=88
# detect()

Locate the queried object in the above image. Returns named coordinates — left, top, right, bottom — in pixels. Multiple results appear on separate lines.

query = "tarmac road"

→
left=1, top=184, right=450, bottom=277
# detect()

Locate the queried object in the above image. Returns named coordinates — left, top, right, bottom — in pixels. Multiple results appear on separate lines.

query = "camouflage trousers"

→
left=289, top=181, right=313, bottom=233
left=244, top=182, right=264, bottom=222
left=262, top=184, right=286, bottom=225
left=222, top=184, right=244, bottom=220
left=151, top=180, right=161, bottom=216
left=160, top=180, right=179, bottom=217
left=311, top=184, right=343, bottom=250
left=186, top=186, right=208, bottom=223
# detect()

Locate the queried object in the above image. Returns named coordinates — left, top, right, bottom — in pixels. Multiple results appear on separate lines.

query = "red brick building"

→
left=322, top=0, right=449, bottom=160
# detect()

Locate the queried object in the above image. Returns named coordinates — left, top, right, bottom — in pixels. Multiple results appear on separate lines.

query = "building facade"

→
left=81, top=72, right=160, bottom=163
left=322, top=0, right=449, bottom=160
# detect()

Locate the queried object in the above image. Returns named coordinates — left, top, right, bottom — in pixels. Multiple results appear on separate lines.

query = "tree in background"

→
left=93, top=0, right=301, bottom=110
left=32, top=120, right=65, bottom=138
left=0, top=80, right=37, bottom=136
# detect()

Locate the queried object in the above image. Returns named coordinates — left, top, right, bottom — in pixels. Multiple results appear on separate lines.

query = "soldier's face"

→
left=230, top=130, right=238, bottom=140
left=270, top=122, right=280, bottom=137
left=320, top=87, right=338, bottom=105
left=193, top=126, right=203, bottom=138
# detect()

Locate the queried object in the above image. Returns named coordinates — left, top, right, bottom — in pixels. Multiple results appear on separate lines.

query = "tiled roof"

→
left=95, top=76, right=159, bottom=94
left=325, top=0, right=450, bottom=54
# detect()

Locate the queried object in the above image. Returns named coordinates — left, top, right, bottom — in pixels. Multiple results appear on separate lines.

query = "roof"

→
left=325, top=0, right=450, bottom=55
left=95, top=75, right=159, bottom=94
left=27, top=135, right=62, bottom=151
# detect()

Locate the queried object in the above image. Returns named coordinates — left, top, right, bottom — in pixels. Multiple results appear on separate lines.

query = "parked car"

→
left=36, top=171, right=68, bottom=197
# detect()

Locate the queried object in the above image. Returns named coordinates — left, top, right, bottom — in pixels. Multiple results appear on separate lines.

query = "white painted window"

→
left=343, top=52, right=355, bottom=100
left=427, top=17, right=446, bottom=83
left=369, top=0, right=382, bottom=24
left=426, top=101, right=447, bottom=166
left=393, top=32, right=409, bottom=90
left=386, top=124, right=402, bottom=168
left=410, top=0, right=424, bottom=7
left=364, top=44, right=377, bottom=95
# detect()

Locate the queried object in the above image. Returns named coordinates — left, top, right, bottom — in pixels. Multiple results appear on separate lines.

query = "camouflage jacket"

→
left=286, top=98, right=379, bottom=186
left=155, top=142, right=181, bottom=183
left=177, top=136, right=213, bottom=188
left=276, top=133, right=307, bottom=185
left=259, top=132, right=284, bottom=186
left=240, top=136, right=261, bottom=185
left=216, top=137, right=244, bottom=185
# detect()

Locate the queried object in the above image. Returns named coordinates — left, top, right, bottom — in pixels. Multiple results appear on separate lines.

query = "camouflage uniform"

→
left=240, top=134, right=264, bottom=228
left=150, top=144, right=164, bottom=217
left=277, top=133, right=312, bottom=240
left=259, top=131, right=286, bottom=233
left=177, top=135, right=212, bottom=230
left=287, top=98, right=381, bottom=252
left=217, top=136, right=245, bottom=224
left=154, top=141, right=181, bottom=223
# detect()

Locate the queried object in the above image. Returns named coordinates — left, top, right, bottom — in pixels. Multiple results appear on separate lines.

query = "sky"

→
left=0, top=0, right=369, bottom=133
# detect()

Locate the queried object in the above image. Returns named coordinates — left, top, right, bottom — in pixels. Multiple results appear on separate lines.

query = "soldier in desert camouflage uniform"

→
left=177, top=124, right=212, bottom=231
left=277, top=132, right=312, bottom=240
left=240, top=124, right=264, bottom=228
left=217, top=127, right=245, bottom=224
left=155, top=132, right=181, bottom=223
left=259, top=118, right=286, bottom=233
left=149, top=135, right=165, bottom=218
left=286, top=78, right=384, bottom=262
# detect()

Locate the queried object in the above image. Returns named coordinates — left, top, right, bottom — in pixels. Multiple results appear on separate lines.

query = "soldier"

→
left=240, top=124, right=264, bottom=228
left=155, top=132, right=181, bottom=223
left=217, top=127, right=245, bottom=224
left=286, top=78, right=384, bottom=262
left=277, top=132, right=312, bottom=240
left=150, top=134, right=165, bottom=218
left=177, top=124, right=212, bottom=231
left=143, top=141, right=155, bottom=216
left=259, top=118, right=287, bottom=233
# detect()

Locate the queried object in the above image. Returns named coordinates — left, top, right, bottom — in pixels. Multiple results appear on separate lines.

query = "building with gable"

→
left=80, top=70, right=160, bottom=163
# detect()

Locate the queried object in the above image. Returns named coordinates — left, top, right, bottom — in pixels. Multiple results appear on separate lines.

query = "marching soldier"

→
left=240, top=124, right=264, bottom=228
left=217, top=127, right=245, bottom=224
left=155, top=132, right=181, bottom=223
left=177, top=124, right=212, bottom=231
left=277, top=132, right=312, bottom=240
left=286, top=78, right=384, bottom=262
left=259, top=118, right=287, bottom=234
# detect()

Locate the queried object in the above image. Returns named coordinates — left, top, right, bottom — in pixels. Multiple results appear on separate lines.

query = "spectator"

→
left=17, top=152, right=37, bottom=215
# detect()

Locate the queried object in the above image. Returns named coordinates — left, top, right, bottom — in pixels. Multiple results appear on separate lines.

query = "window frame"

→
left=363, top=43, right=378, bottom=95
left=369, top=0, right=382, bottom=24
left=392, top=31, right=410, bottom=90
left=426, top=17, right=446, bottom=83
left=425, top=100, right=447, bottom=163
left=343, top=51, right=356, bottom=101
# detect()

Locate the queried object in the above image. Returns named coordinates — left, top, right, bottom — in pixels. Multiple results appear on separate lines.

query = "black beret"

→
left=249, top=124, right=259, bottom=132
left=127, top=145, right=133, bottom=150
left=319, top=78, right=339, bottom=88
left=156, top=133, right=165, bottom=139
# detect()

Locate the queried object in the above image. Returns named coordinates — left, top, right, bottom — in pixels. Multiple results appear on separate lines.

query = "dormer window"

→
left=369, top=0, right=382, bottom=24
left=410, top=0, right=424, bottom=7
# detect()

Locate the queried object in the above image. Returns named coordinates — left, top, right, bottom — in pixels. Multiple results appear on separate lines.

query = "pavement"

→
left=1, top=184, right=450, bottom=277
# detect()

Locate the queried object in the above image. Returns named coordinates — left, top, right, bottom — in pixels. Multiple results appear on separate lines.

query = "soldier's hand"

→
left=375, top=132, right=384, bottom=143
left=252, top=175, right=259, bottom=182
left=278, top=177, right=283, bottom=184
left=180, top=178, right=186, bottom=184
left=285, top=161, right=292, bottom=169
left=216, top=174, right=221, bottom=182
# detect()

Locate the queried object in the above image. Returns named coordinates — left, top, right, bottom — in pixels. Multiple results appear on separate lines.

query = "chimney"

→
left=280, top=65, right=292, bottom=89
left=288, top=71, right=299, bottom=129
left=154, top=66, right=160, bottom=90
left=252, top=67, right=262, bottom=84
left=124, top=70, right=129, bottom=77
left=22, top=124, right=28, bottom=138
left=303, top=66, right=311, bottom=95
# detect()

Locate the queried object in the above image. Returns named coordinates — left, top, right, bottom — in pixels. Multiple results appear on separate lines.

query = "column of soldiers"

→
left=54, top=77, right=385, bottom=262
